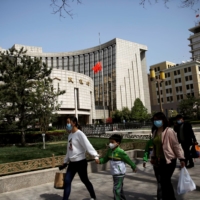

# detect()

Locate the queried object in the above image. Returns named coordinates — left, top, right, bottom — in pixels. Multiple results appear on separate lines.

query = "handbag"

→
left=177, top=167, right=196, bottom=195
left=191, top=144, right=200, bottom=158
left=54, top=172, right=66, bottom=189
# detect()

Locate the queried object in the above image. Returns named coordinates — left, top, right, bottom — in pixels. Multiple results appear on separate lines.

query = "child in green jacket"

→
left=95, top=134, right=136, bottom=200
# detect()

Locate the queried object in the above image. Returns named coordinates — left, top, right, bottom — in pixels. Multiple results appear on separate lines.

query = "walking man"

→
left=174, top=114, right=198, bottom=168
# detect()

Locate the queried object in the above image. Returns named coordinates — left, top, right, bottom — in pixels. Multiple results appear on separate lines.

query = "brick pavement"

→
left=0, top=159, right=199, bottom=200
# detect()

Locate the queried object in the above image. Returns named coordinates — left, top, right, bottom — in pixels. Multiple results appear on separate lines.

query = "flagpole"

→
left=99, top=33, right=106, bottom=124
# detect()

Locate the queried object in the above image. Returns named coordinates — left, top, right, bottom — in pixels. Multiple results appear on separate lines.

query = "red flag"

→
left=92, top=62, right=102, bottom=74
left=196, top=14, right=199, bottom=17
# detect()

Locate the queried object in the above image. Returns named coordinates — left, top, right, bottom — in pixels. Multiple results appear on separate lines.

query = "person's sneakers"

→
left=186, top=164, right=194, bottom=169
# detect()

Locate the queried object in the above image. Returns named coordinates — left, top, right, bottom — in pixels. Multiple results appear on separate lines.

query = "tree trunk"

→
left=21, top=130, right=26, bottom=146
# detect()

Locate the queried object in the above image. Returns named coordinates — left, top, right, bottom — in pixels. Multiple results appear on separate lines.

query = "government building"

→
left=0, top=38, right=151, bottom=124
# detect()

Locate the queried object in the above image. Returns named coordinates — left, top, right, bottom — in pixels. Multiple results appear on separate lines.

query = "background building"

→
left=149, top=60, right=200, bottom=116
left=188, top=21, right=200, bottom=61
left=6, top=38, right=151, bottom=121
left=51, top=69, right=95, bottom=126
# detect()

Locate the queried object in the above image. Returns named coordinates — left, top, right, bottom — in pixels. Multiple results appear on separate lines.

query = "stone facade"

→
left=51, top=69, right=95, bottom=123
left=1, top=38, right=151, bottom=120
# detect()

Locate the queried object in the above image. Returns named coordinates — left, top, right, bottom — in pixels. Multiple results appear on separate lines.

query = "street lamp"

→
left=150, top=69, right=165, bottom=112
left=42, top=133, right=46, bottom=149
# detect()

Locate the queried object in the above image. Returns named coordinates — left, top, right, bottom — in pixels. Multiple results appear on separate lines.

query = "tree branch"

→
left=50, top=0, right=82, bottom=18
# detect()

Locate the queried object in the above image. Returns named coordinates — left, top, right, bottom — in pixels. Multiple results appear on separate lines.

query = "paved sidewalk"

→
left=0, top=159, right=199, bottom=200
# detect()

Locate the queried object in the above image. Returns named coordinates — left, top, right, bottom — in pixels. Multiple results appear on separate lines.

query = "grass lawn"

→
left=0, top=138, right=144, bottom=164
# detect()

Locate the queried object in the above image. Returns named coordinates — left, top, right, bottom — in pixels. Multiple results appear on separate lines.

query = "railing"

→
left=0, top=141, right=147, bottom=176
left=54, top=122, right=152, bottom=132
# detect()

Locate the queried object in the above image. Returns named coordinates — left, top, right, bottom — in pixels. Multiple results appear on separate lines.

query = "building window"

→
left=167, top=97, right=169, bottom=101
left=190, top=84, right=193, bottom=89
left=175, top=79, right=177, bottom=83
left=189, top=75, right=192, bottom=80
left=186, top=85, right=190, bottom=90
left=178, top=70, right=180, bottom=74
left=158, top=67, right=160, bottom=71
left=185, top=76, right=188, bottom=81
left=184, top=68, right=187, bottom=73
left=170, top=96, right=173, bottom=102
left=188, top=67, right=191, bottom=72
left=178, top=78, right=181, bottom=83
left=180, top=86, right=182, bottom=91
left=170, top=88, right=172, bottom=93
left=166, top=89, right=168, bottom=93
left=176, top=87, right=179, bottom=92
left=177, top=95, right=180, bottom=100
left=166, top=81, right=168, bottom=86
left=155, top=68, right=157, bottom=72
left=174, top=71, right=177, bottom=76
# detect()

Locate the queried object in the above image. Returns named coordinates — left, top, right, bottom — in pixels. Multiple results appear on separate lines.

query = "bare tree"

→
left=51, top=0, right=199, bottom=18
left=140, top=0, right=199, bottom=8
left=50, top=0, right=82, bottom=18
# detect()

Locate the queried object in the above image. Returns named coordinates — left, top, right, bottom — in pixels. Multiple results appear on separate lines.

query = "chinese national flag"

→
left=92, top=62, right=102, bottom=74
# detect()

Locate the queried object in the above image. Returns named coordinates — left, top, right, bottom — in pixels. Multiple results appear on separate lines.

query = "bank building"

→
left=0, top=38, right=151, bottom=125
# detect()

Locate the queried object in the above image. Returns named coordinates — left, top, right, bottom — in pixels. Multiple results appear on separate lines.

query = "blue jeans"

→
left=63, top=159, right=96, bottom=200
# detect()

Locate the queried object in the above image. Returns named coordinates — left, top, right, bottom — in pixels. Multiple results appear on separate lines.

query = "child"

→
left=95, top=134, right=136, bottom=200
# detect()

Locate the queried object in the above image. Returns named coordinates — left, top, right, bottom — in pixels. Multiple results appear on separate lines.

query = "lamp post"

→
left=42, top=133, right=46, bottom=149
left=150, top=69, right=165, bottom=112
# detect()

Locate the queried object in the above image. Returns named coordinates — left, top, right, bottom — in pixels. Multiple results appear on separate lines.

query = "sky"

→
left=0, top=0, right=199, bottom=71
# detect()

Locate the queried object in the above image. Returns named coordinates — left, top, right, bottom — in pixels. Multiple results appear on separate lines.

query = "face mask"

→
left=108, top=143, right=117, bottom=149
left=66, top=123, right=72, bottom=131
left=177, top=120, right=182, bottom=124
left=154, top=120, right=163, bottom=128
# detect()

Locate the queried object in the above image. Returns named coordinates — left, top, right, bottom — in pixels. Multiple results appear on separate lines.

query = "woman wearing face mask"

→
left=151, top=112, right=185, bottom=200
left=66, top=117, right=72, bottom=133
left=62, top=117, right=99, bottom=200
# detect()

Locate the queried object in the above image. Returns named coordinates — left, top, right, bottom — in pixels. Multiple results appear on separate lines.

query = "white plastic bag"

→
left=177, top=167, right=196, bottom=195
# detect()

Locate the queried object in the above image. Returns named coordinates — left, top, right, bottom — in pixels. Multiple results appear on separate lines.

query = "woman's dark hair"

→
left=152, top=112, right=169, bottom=131
left=70, top=116, right=82, bottom=130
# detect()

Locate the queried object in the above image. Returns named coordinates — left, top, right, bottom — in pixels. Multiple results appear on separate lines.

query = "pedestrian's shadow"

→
left=40, top=193, right=62, bottom=200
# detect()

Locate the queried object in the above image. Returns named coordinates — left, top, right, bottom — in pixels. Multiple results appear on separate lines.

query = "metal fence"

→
left=54, top=122, right=152, bottom=135
left=0, top=141, right=147, bottom=176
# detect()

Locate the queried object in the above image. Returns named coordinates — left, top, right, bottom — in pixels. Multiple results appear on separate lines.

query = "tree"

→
left=112, top=109, right=122, bottom=123
left=121, top=107, right=131, bottom=122
left=140, top=0, right=199, bottom=8
left=33, top=78, right=65, bottom=134
left=51, top=0, right=199, bottom=18
left=178, top=95, right=200, bottom=119
left=0, top=48, right=64, bottom=145
left=131, top=98, right=148, bottom=121
left=50, top=0, right=82, bottom=18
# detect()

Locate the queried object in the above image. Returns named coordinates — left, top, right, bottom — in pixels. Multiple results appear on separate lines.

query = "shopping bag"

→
left=54, top=172, right=66, bottom=189
left=177, top=167, right=196, bottom=195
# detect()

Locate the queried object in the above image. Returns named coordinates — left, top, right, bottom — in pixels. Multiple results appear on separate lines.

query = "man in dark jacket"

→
left=174, top=114, right=197, bottom=168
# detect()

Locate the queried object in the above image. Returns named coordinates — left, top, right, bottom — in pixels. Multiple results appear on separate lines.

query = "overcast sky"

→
left=0, top=0, right=199, bottom=70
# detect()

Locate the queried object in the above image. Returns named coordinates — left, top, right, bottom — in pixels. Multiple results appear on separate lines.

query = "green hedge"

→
left=0, top=130, right=67, bottom=145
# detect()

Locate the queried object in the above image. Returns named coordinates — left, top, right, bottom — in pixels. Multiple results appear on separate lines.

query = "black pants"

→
left=153, top=166, right=162, bottom=200
left=158, top=159, right=177, bottom=200
left=181, top=143, right=194, bottom=166
left=63, top=159, right=96, bottom=200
